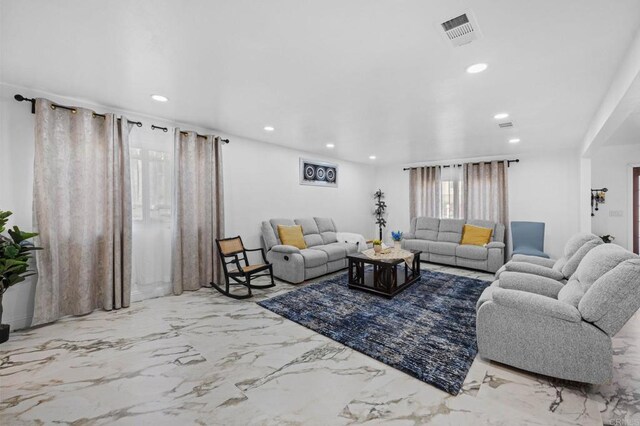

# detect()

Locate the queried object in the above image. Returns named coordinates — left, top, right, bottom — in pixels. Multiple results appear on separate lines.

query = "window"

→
left=131, top=148, right=172, bottom=223
left=440, top=180, right=462, bottom=219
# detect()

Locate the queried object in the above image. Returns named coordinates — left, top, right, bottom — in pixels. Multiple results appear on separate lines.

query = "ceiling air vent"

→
left=498, top=122, right=514, bottom=128
left=440, top=12, right=480, bottom=47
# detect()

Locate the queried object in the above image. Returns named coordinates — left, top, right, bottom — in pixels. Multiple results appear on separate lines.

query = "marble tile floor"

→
left=0, top=263, right=638, bottom=425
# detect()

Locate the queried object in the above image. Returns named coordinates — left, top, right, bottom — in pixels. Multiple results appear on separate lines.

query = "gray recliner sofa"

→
left=402, top=217, right=506, bottom=273
left=476, top=244, right=640, bottom=384
left=495, top=232, right=603, bottom=281
left=261, top=217, right=358, bottom=283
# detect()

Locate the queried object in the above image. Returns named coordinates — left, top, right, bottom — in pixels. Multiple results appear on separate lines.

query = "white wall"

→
left=223, top=137, right=375, bottom=250
left=0, top=83, right=375, bottom=329
left=591, top=143, right=640, bottom=251
left=508, top=150, right=581, bottom=258
left=374, top=150, right=582, bottom=259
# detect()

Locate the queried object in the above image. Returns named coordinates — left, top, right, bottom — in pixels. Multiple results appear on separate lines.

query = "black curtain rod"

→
left=178, top=130, right=230, bottom=144
left=403, top=159, right=519, bottom=171
left=152, top=125, right=229, bottom=144
left=14, top=94, right=142, bottom=127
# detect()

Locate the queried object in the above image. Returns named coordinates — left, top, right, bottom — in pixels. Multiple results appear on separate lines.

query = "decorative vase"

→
left=394, top=241, right=401, bottom=250
left=373, top=244, right=382, bottom=254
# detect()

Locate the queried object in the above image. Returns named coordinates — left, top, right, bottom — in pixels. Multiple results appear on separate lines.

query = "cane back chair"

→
left=212, top=236, right=275, bottom=299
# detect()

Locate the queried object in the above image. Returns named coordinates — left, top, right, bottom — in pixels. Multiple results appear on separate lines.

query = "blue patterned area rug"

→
left=258, top=270, right=490, bottom=395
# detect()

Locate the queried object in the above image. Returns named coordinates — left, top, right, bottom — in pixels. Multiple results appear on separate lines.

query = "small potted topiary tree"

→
left=0, top=210, right=41, bottom=343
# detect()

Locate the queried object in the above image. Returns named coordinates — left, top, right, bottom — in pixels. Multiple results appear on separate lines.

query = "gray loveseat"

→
left=261, top=217, right=358, bottom=283
left=476, top=243, right=640, bottom=383
left=402, top=217, right=506, bottom=273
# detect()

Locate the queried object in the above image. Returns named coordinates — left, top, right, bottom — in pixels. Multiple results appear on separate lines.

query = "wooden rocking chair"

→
left=211, top=236, right=275, bottom=299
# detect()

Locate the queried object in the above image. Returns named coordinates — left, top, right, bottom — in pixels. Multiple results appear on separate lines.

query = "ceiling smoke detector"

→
left=440, top=12, right=481, bottom=47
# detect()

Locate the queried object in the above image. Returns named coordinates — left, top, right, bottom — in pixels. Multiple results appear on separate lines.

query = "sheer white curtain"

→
left=130, top=127, right=174, bottom=301
left=440, top=165, right=464, bottom=219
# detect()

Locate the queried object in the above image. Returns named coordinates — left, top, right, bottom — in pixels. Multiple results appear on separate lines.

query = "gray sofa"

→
left=261, top=217, right=358, bottom=283
left=476, top=243, right=640, bottom=384
left=402, top=217, right=506, bottom=273
left=495, top=232, right=603, bottom=281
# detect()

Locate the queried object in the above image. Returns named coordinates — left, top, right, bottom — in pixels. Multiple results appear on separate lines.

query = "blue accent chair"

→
left=511, top=221, right=549, bottom=258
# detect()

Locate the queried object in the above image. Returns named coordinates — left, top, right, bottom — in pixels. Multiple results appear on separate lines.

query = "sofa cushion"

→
left=403, top=239, right=429, bottom=253
left=456, top=244, right=488, bottom=260
left=561, top=239, right=603, bottom=278
left=304, top=234, right=324, bottom=247
left=437, top=219, right=465, bottom=243
left=277, top=225, right=307, bottom=249
left=314, top=217, right=337, bottom=233
left=579, top=258, right=640, bottom=336
left=311, top=244, right=346, bottom=261
left=329, top=242, right=358, bottom=255
left=294, top=218, right=320, bottom=235
left=429, top=241, right=458, bottom=256
left=557, top=278, right=585, bottom=308
left=269, top=218, right=296, bottom=244
left=261, top=221, right=279, bottom=250
left=294, top=218, right=323, bottom=247
left=574, top=244, right=636, bottom=289
left=300, top=248, right=328, bottom=268
left=320, top=231, right=338, bottom=244
left=564, top=233, right=600, bottom=258
left=415, top=229, right=439, bottom=241
left=415, top=217, right=439, bottom=241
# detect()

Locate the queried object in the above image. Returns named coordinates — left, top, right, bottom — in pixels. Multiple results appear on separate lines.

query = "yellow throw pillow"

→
left=460, top=224, right=493, bottom=246
left=277, top=225, right=307, bottom=249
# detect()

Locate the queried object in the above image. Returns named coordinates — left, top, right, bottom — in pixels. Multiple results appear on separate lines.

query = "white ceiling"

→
left=1, top=0, right=639, bottom=164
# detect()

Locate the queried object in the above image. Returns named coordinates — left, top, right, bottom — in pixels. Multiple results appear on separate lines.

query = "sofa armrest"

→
left=492, top=288, right=581, bottom=322
left=504, top=262, right=564, bottom=280
left=404, top=232, right=415, bottom=239
left=511, top=254, right=556, bottom=268
left=270, top=245, right=301, bottom=254
left=485, top=242, right=505, bottom=249
left=498, top=271, right=564, bottom=298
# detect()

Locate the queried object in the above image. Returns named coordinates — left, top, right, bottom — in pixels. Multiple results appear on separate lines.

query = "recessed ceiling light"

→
left=151, top=94, right=168, bottom=102
left=369, top=155, right=376, bottom=160
left=509, top=138, right=521, bottom=144
left=264, top=126, right=275, bottom=132
left=326, top=143, right=335, bottom=148
left=466, top=63, right=488, bottom=74
left=494, top=113, right=509, bottom=119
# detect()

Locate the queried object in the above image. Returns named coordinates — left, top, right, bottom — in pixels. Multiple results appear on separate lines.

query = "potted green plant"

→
left=372, top=239, right=382, bottom=254
left=0, top=210, right=41, bottom=343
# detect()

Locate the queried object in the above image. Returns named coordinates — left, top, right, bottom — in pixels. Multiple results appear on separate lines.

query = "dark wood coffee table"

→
left=347, top=249, right=421, bottom=298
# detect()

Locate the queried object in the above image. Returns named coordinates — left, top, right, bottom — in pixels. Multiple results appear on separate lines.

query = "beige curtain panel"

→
left=33, top=99, right=132, bottom=326
left=409, top=166, right=442, bottom=219
left=464, top=160, right=509, bottom=224
left=172, top=130, right=224, bottom=295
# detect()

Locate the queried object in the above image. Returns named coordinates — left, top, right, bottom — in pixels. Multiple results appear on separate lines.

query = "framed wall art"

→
left=299, top=158, right=338, bottom=188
